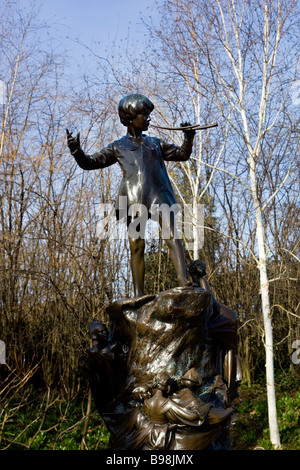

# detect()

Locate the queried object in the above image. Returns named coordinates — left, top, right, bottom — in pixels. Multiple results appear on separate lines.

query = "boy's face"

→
left=131, top=111, right=151, bottom=131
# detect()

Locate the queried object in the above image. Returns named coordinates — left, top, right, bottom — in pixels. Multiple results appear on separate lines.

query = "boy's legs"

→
left=128, top=213, right=147, bottom=298
left=129, top=236, right=145, bottom=298
left=159, top=212, right=190, bottom=286
left=128, top=210, right=189, bottom=297
left=165, top=238, right=190, bottom=286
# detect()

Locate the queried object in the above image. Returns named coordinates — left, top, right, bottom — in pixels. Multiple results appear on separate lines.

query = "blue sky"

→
left=38, top=0, right=158, bottom=60
left=0, top=0, right=159, bottom=103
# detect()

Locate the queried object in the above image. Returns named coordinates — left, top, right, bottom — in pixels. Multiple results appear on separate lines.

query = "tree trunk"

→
left=249, top=156, right=281, bottom=449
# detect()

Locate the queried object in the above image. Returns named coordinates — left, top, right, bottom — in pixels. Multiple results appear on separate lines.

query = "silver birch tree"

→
left=197, top=0, right=299, bottom=448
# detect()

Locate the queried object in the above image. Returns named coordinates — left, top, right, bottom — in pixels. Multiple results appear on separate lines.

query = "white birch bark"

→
left=214, top=0, right=282, bottom=448
left=248, top=154, right=281, bottom=449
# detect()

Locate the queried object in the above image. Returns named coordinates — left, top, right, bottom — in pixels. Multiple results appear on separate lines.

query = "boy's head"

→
left=118, top=94, right=154, bottom=127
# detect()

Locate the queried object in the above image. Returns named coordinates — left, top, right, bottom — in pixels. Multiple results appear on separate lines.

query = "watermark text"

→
left=291, top=339, right=300, bottom=365
left=0, top=340, right=6, bottom=364
left=97, top=197, right=204, bottom=250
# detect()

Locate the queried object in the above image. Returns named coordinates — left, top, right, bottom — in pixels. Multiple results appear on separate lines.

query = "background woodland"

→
left=0, top=0, right=299, bottom=450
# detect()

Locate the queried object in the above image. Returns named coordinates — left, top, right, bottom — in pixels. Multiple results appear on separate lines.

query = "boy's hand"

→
left=66, top=128, right=81, bottom=153
left=180, top=121, right=196, bottom=139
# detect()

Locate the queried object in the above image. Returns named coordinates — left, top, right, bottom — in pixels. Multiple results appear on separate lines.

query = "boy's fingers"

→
left=66, top=129, right=73, bottom=139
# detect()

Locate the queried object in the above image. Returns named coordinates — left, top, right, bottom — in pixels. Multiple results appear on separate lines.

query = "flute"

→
left=151, top=122, right=218, bottom=131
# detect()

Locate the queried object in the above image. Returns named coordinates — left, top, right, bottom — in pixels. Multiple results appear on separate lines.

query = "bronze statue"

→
left=140, top=372, right=204, bottom=450
left=67, top=94, right=195, bottom=298
left=188, top=260, right=243, bottom=401
left=173, top=368, right=233, bottom=427
left=143, top=372, right=203, bottom=426
left=68, top=95, right=241, bottom=450
left=86, top=321, right=127, bottom=412
left=125, top=370, right=234, bottom=451
left=169, top=369, right=234, bottom=450
left=82, top=265, right=240, bottom=451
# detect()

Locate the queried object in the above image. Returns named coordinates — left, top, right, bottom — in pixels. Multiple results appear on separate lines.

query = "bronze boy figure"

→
left=67, top=94, right=195, bottom=297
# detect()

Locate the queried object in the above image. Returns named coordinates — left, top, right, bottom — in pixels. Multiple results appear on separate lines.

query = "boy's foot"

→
left=178, top=278, right=192, bottom=287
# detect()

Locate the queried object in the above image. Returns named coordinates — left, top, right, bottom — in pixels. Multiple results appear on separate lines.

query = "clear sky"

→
left=37, top=0, right=158, bottom=60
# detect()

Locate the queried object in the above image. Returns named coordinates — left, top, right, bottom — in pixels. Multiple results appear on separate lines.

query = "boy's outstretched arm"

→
left=161, top=122, right=195, bottom=162
left=66, top=129, right=117, bottom=170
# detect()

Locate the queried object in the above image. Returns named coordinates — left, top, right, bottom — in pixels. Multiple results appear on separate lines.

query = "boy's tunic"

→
left=72, top=133, right=193, bottom=215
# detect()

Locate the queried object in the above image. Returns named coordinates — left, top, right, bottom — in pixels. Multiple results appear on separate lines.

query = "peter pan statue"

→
left=66, top=94, right=195, bottom=297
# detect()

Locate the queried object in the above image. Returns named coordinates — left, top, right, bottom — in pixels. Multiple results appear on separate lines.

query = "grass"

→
left=0, top=390, right=110, bottom=450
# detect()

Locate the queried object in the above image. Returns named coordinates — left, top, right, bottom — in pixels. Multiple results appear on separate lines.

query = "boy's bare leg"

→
left=165, top=238, right=190, bottom=286
left=129, top=237, right=145, bottom=297
left=159, top=212, right=190, bottom=286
